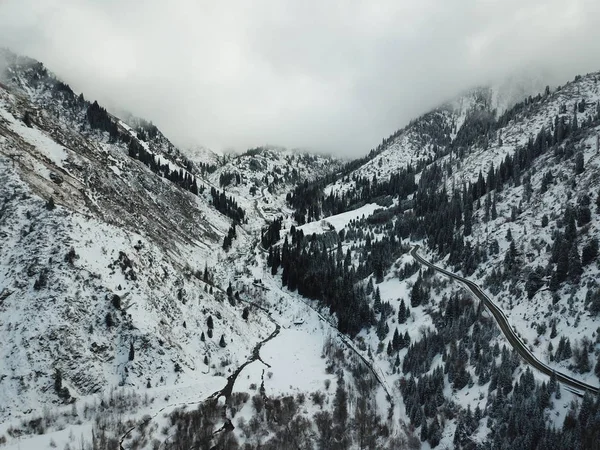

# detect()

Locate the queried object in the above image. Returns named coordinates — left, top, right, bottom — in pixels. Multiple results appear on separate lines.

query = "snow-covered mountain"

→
left=0, top=49, right=275, bottom=418
left=2, top=47, right=600, bottom=450
left=276, top=72, right=600, bottom=447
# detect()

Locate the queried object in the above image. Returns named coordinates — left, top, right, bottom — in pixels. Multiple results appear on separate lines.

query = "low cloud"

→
left=1, top=0, right=600, bottom=156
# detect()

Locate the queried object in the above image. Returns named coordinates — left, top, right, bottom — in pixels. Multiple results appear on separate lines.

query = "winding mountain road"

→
left=410, top=245, right=599, bottom=396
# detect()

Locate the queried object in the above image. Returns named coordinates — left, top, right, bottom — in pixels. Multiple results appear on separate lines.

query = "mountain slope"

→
left=273, top=71, right=600, bottom=448
left=0, top=54, right=283, bottom=422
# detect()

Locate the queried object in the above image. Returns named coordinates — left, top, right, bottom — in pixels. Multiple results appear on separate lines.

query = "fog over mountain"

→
left=2, top=0, right=600, bottom=156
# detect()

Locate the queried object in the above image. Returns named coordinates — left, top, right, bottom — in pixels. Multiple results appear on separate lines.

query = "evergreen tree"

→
left=575, top=152, right=584, bottom=174
left=412, top=405, right=423, bottom=428
left=463, top=191, right=473, bottom=236
left=555, top=336, right=565, bottom=361
left=568, top=244, right=583, bottom=282
left=398, top=299, right=407, bottom=324
left=332, top=376, right=349, bottom=448
left=453, top=416, right=468, bottom=447
left=392, top=328, right=401, bottom=352
left=411, top=274, right=423, bottom=308
left=373, top=287, right=382, bottom=312
left=484, top=193, right=491, bottom=222
left=376, top=315, right=389, bottom=341
left=565, top=207, right=577, bottom=242
left=576, top=344, right=591, bottom=373
left=525, top=266, right=545, bottom=299
left=555, top=239, right=570, bottom=284
left=219, top=334, right=227, bottom=348
left=540, top=171, right=553, bottom=193
left=387, top=341, right=393, bottom=356
left=128, top=342, right=135, bottom=361
left=366, top=278, right=374, bottom=295
left=428, top=416, right=442, bottom=448
left=503, top=241, right=520, bottom=277
left=342, top=248, right=351, bottom=270
left=582, top=238, right=599, bottom=266
left=578, top=205, right=592, bottom=226
left=564, top=338, right=572, bottom=360
left=23, top=110, right=33, bottom=127
left=54, top=368, right=62, bottom=393
left=474, top=405, right=482, bottom=423
left=420, top=418, right=429, bottom=442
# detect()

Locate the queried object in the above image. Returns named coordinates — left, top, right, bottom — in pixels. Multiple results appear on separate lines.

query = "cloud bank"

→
left=1, top=0, right=600, bottom=156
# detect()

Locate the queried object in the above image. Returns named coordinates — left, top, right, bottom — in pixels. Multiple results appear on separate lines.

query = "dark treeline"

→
left=87, top=98, right=205, bottom=199
left=287, top=169, right=418, bottom=224
left=268, top=230, right=371, bottom=337
left=39, top=66, right=241, bottom=215
left=127, top=139, right=200, bottom=195
left=219, top=171, right=241, bottom=187
left=86, top=101, right=120, bottom=142
left=261, top=217, right=282, bottom=249
left=210, top=187, right=246, bottom=223
left=267, top=224, right=409, bottom=336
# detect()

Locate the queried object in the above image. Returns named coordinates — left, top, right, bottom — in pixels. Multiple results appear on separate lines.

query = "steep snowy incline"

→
left=411, top=246, right=599, bottom=395
left=0, top=60, right=278, bottom=423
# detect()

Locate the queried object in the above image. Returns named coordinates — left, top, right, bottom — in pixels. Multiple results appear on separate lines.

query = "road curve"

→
left=410, top=245, right=599, bottom=396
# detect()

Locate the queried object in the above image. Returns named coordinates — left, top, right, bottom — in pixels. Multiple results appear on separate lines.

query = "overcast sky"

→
left=1, top=0, right=600, bottom=157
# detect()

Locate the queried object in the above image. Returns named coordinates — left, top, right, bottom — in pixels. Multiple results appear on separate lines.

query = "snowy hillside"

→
left=437, top=73, right=600, bottom=386
left=325, top=87, right=497, bottom=196
left=207, top=146, right=341, bottom=223
left=0, top=54, right=281, bottom=422
left=183, top=144, right=222, bottom=167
